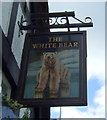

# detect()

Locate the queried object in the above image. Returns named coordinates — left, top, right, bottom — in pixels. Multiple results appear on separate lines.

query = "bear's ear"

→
left=54, top=52, right=57, bottom=54
left=43, top=52, right=46, bottom=55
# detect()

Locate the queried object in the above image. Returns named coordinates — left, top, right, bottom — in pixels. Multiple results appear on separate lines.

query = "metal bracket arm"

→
left=18, top=11, right=93, bottom=36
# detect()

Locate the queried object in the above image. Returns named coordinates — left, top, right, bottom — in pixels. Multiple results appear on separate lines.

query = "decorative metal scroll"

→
left=18, top=11, right=93, bottom=36
left=49, top=16, right=92, bottom=26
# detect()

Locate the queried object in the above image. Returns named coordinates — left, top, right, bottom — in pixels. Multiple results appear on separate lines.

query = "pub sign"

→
left=17, top=31, right=87, bottom=107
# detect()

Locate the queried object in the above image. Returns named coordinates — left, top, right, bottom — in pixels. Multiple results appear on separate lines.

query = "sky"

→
left=48, top=1, right=106, bottom=118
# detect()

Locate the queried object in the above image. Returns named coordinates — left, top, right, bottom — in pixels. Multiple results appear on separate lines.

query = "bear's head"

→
left=43, top=52, right=57, bottom=68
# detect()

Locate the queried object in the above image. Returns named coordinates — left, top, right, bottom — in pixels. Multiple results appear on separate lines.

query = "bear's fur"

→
left=35, top=52, right=70, bottom=98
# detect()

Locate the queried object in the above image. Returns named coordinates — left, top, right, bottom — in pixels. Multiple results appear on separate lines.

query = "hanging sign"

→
left=17, top=31, right=87, bottom=107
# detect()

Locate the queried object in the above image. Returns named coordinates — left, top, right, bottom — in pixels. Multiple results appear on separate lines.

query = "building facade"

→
left=1, top=1, right=49, bottom=119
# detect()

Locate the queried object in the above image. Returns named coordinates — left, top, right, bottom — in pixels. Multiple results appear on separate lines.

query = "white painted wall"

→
left=12, top=4, right=26, bottom=68
left=0, top=2, right=13, bottom=36
left=0, top=2, right=26, bottom=68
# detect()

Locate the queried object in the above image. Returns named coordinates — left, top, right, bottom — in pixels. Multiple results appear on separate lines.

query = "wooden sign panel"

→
left=17, top=31, right=87, bottom=107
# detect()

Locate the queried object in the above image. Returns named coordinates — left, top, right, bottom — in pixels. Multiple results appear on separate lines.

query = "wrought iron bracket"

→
left=18, top=11, right=93, bottom=36
left=17, top=16, right=28, bottom=37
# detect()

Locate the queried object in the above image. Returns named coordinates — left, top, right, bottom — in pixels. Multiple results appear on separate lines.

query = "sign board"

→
left=17, top=31, right=87, bottom=107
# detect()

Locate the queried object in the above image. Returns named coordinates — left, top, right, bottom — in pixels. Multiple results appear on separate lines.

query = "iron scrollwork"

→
left=49, top=17, right=67, bottom=25
left=85, top=17, right=92, bottom=23
left=18, top=16, right=28, bottom=37
left=49, top=16, right=93, bottom=26
left=18, top=11, right=93, bottom=36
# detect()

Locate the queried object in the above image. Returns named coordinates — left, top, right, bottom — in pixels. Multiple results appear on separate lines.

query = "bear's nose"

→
left=47, top=56, right=51, bottom=59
